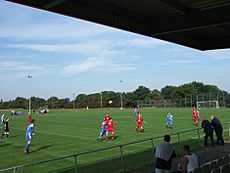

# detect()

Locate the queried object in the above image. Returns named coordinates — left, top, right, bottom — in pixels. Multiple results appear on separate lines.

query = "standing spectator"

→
left=155, top=135, right=176, bottom=173
left=176, top=144, right=199, bottom=173
left=1, top=114, right=5, bottom=128
left=1, top=117, right=9, bottom=139
left=201, top=119, right=215, bottom=147
left=210, top=115, right=224, bottom=146
left=25, top=119, right=35, bottom=154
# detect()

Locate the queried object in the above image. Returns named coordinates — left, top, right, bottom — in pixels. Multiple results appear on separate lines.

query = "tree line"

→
left=0, top=81, right=230, bottom=110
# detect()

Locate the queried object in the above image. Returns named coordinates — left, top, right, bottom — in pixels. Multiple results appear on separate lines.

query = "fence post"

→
left=74, top=155, right=78, bottom=173
left=177, top=133, right=180, bottom=142
left=13, top=168, right=16, bottom=173
left=197, top=129, right=200, bottom=139
left=151, top=138, right=154, bottom=155
left=120, top=145, right=125, bottom=172
left=229, top=122, right=230, bottom=139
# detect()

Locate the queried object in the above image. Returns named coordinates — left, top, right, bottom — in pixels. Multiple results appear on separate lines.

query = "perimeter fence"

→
left=0, top=128, right=205, bottom=173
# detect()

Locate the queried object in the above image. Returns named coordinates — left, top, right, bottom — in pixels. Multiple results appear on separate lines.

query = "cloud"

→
left=213, top=56, right=230, bottom=60
left=7, top=37, right=166, bottom=55
left=111, top=38, right=166, bottom=48
left=0, top=60, right=43, bottom=71
left=168, top=59, right=199, bottom=64
left=1, top=23, right=113, bottom=40
left=7, top=41, right=116, bottom=56
left=63, top=57, right=135, bottom=74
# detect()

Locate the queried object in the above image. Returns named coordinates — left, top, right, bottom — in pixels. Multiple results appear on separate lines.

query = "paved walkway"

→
left=196, top=141, right=230, bottom=165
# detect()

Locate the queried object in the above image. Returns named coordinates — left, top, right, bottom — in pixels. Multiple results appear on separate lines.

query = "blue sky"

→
left=1, top=1, right=230, bottom=101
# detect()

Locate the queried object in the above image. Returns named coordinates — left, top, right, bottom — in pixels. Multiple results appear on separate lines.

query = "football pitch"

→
left=0, top=108, right=229, bottom=172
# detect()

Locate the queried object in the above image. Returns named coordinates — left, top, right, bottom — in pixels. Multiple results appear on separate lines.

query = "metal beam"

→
left=218, top=25, right=230, bottom=33
left=43, top=0, right=67, bottom=9
left=203, top=37, right=230, bottom=50
left=150, top=5, right=230, bottom=36
left=154, top=32, right=203, bottom=50
left=159, top=0, right=193, bottom=14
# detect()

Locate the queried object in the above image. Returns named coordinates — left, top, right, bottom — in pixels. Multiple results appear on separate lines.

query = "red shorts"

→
left=136, top=124, right=142, bottom=128
left=107, top=128, right=114, bottom=132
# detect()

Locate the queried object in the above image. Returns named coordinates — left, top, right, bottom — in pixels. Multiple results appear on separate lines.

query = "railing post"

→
left=151, top=138, right=154, bottom=155
left=229, top=122, right=230, bottom=139
left=120, top=145, right=125, bottom=172
left=74, top=155, right=78, bottom=173
left=177, top=133, right=180, bottom=142
left=197, top=129, right=200, bottom=139
left=13, top=168, right=17, bottom=173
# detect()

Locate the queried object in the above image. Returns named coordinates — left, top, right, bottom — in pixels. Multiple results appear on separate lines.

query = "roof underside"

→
left=6, top=0, right=230, bottom=50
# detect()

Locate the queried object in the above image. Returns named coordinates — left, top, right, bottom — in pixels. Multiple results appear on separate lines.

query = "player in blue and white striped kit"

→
left=25, top=119, right=35, bottom=154
left=97, top=120, right=108, bottom=142
left=166, top=113, right=174, bottom=129
left=1, top=114, right=5, bottom=128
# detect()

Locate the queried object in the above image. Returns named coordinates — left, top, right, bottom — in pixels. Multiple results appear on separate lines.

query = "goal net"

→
left=196, top=100, right=219, bottom=109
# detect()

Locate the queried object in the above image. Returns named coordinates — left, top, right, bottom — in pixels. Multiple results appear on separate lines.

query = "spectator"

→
left=210, top=115, right=224, bottom=146
left=155, top=135, right=176, bottom=173
left=176, top=144, right=199, bottom=173
left=201, top=119, right=215, bottom=147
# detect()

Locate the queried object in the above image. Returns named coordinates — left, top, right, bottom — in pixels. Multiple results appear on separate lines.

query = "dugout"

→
left=6, top=0, right=230, bottom=51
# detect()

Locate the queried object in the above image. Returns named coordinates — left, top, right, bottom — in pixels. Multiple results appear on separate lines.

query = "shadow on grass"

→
left=51, top=138, right=204, bottom=173
left=31, top=145, right=52, bottom=153
left=9, top=134, right=20, bottom=139
left=0, top=143, right=11, bottom=148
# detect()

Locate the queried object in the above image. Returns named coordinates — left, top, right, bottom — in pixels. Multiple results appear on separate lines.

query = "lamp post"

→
left=120, top=80, right=123, bottom=110
left=27, top=75, right=32, bottom=115
left=73, top=93, right=75, bottom=110
left=100, top=92, right=102, bottom=109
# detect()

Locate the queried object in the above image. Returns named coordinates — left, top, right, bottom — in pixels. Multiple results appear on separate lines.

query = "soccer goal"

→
left=196, top=100, right=219, bottom=109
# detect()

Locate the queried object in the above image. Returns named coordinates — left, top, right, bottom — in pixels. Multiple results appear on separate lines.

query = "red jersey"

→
left=28, top=115, right=32, bottom=124
left=104, top=120, right=117, bottom=132
left=136, top=117, right=144, bottom=126
left=192, top=107, right=196, bottom=115
left=194, top=112, right=199, bottom=121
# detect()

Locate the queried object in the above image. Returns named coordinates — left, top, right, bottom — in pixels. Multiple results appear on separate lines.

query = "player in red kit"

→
left=104, top=113, right=110, bottom=121
left=192, top=106, right=196, bottom=117
left=104, top=118, right=117, bottom=140
left=136, top=114, right=146, bottom=133
left=193, top=111, right=200, bottom=127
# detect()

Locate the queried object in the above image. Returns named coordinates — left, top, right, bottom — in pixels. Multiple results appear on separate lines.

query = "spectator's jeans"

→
left=215, top=131, right=224, bottom=145
left=155, top=168, right=171, bottom=173
left=204, top=132, right=214, bottom=147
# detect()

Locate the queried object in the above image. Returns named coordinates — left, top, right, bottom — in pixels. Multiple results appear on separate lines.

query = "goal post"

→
left=196, top=100, right=219, bottom=109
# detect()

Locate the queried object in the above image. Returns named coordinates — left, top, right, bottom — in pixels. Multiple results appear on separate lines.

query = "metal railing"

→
left=0, top=128, right=202, bottom=173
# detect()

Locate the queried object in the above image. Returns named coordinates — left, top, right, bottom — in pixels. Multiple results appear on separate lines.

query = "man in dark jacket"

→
left=201, top=119, right=215, bottom=147
left=210, top=115, right=224, bottom=146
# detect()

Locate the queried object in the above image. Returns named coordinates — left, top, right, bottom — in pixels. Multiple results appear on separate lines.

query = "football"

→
left=108, top=100, right=113, bottom=104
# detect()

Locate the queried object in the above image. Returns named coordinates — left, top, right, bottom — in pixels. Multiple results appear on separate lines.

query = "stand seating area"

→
left=192, top=154, right=230, bottom=173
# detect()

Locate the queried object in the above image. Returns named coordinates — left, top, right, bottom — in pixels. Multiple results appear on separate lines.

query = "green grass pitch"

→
left=0, top=108, right=229, bottom=172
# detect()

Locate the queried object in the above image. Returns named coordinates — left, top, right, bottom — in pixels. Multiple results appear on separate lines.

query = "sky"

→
left=1, top=1, right=230, bottom=101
